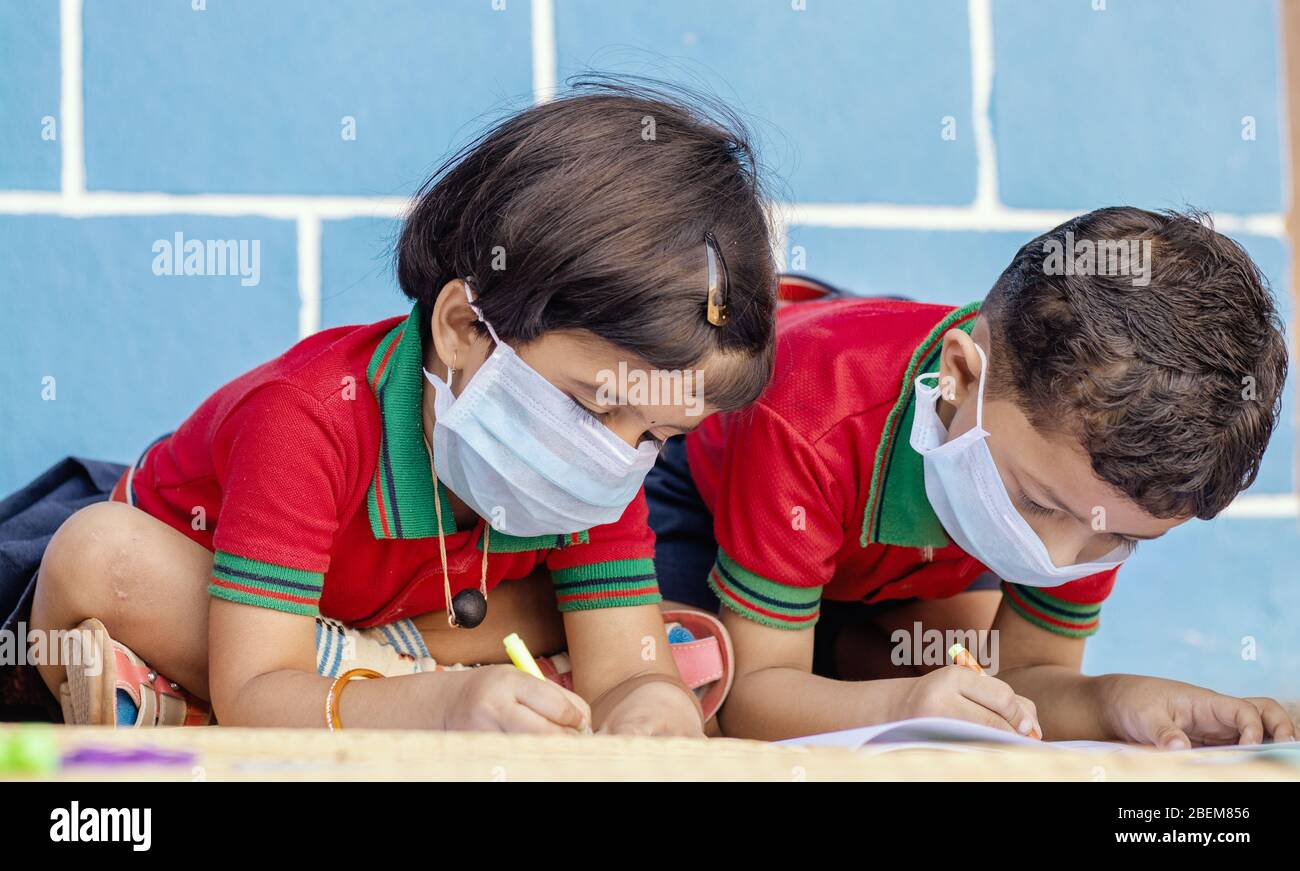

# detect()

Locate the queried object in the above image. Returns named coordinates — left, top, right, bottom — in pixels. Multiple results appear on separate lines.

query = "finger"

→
left=1246, top=698, right=1296, bottom=742
left=1220, top=698, right=1264, bottom=746
left=956, top=671, right=1039, bottom=737
left=496, top=701, right=584, bottom=735
left=951, top=696, right=1023, bottom=735
left=556, top=685, right=593, bottom=730
left=512, top=676, right=589, bottom=731
left=1153, top=722, right=1191, bottom=751
left=1017, top=695, right=1043, bottom=740
left=1187, top=700, right=1242, bottom=745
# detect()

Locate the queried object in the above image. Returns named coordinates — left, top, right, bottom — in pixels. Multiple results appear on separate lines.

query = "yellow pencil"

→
left=504, top=631, right=592, bottom=734
left=947, top=642, right=986, bottom=675
left=948, top=642, right=1041, bottom=740
left=503, top=632, right=545, bottom=680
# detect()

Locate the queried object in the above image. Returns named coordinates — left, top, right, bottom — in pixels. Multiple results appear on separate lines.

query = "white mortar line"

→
left=296, top=214, right=322, bottom=338
left=968, top=0, right=999, bottom=209
left=767, top=201, right=790, bottom=270
left=0, top=191, right=409, bottom=219
left=783, top=202, right=1287, bottom=236
left=1219, top=493, right=1299, bottom=518
left=59, top=0, right=84, bottom=195
left=0, top=191, right=1281, bottom=238
left=531, top=0, right=557, bottom=103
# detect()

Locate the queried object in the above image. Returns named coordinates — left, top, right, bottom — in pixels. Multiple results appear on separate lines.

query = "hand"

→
left=1100, top=675, right=1297, bottom=749
left=889, top=665, right=1041, bottom=738
left=598, top=678, right=704, bottom=737
left=441, top=665, right=592, bottom=734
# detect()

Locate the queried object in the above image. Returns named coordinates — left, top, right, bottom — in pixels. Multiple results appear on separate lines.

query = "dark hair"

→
left=395, top=78, right=777, bottom=411
left=983, top=206, right=1288, bottom=520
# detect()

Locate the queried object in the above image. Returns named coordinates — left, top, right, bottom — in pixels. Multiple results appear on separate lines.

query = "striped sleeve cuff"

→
left=209, top=551, right=323, bottom=617
left=1002, top=582, right=1101, bottom=638
left=707, top=549, right=821, bottom=630
left=551, top=558, right=662, bottom=612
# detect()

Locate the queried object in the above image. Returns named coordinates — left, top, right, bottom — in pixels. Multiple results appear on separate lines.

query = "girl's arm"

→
left=207, top=598, right=591, bottom=731
left=562, top=603, right=702, bottom=735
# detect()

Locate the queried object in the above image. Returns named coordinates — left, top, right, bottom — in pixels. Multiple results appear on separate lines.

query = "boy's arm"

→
left=992, top=600, right=1297, bottom=745
left=982, top=599, right=1102, bottom=739
left=718, top=606, right=877, bottom=740
left=719, top=607, right=1040, bottom=741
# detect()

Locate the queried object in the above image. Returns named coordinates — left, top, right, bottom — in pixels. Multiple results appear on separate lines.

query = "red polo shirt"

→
left=685, top=297, right=1118, bottom=637
left=124, top=306, right=660, bottom=627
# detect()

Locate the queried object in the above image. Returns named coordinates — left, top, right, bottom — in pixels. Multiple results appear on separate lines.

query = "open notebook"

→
left=777, top=717, right=1300, bottom=758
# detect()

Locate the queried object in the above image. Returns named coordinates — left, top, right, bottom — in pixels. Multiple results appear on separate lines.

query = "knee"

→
left=38, top=501, right=144, bottom=622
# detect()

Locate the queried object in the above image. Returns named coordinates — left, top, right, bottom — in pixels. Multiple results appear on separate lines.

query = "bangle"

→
left=325, top=668, right=383, bottom=731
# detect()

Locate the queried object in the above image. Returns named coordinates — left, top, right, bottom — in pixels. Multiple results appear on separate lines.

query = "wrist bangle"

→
left=326, top=668, right=383, bottom=731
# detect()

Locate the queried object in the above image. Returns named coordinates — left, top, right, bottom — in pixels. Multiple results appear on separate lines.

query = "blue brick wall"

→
left=0, top=1, right=60, bottom=189
left=993, top=0, right=1283, bottom=212
left=83, top=0, right=534, bottom=195
left=556, top=0, right=979, bottom=204
left=1, top=0, right=1294, bottom=696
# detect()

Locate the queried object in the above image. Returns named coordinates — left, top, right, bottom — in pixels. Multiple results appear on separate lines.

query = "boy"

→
left=647, top=207, right=1296, bottom=745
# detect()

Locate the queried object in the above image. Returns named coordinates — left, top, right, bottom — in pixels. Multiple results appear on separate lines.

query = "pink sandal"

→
left=662, top=609, right=735, bottom=722
left=59, top=618, right=212, bottom=727
left=535, top=609, right=734, bottom=722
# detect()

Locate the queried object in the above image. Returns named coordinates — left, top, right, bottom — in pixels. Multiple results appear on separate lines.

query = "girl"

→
left=23, top=82, right=775, bottom=734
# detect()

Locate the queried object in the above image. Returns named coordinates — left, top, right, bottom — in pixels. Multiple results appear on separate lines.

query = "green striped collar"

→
left=365, top=305, right=458, bottom=540
left=364, top=305, right=592, bottom=552
left=859, top=302, right=981, bottom=549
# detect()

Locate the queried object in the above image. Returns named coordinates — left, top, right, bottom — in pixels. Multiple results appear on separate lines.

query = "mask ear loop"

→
left=971, top=343, right=989, bottom=432
left=462, top=279, right=502, bottom=346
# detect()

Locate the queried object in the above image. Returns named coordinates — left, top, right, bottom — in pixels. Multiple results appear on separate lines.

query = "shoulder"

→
left=758, top=298, right=962, bottom=442
left=205, top=318, right=404, bottom=488
left=226, top=317, right=400, bottom=422
left=265, top=316, right=404, bottom=407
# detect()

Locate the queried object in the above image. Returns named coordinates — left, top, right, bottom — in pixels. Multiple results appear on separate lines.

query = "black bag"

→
left=0, top=457, right=126, bottom=720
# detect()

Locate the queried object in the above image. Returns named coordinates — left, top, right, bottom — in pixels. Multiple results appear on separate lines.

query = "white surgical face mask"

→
left=908, top=343, right=1131, bottom=587
left=423, top=283, right=659, bottom=537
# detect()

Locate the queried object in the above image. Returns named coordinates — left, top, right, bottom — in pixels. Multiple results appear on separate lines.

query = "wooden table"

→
left=5, top=724, right=1298, bottom=781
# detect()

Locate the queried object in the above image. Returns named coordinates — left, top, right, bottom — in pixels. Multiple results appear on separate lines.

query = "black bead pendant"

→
left=451, top=588, right=487, bottom=629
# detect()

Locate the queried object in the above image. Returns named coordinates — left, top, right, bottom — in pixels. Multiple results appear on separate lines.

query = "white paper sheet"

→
left=776, top=716, right=1300, bottom=756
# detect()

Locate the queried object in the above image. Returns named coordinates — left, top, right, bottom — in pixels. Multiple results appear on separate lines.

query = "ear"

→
left=935, top=326, right=985, bottom=410
left=428, top=279, right=487, bottom=373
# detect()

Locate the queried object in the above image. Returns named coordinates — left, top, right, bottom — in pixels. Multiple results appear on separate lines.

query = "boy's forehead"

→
left=988, top=397, right=1184, bottom=537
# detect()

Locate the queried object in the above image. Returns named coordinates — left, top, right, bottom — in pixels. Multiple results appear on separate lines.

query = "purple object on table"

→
left=62, top=746, right=197, bottom=767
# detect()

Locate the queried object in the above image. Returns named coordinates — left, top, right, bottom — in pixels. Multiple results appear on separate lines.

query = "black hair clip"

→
left=705, top=231, right=730, bottom=327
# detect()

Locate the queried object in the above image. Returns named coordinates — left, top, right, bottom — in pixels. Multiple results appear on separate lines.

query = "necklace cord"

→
left=426, top=436, right=489, bottom=628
